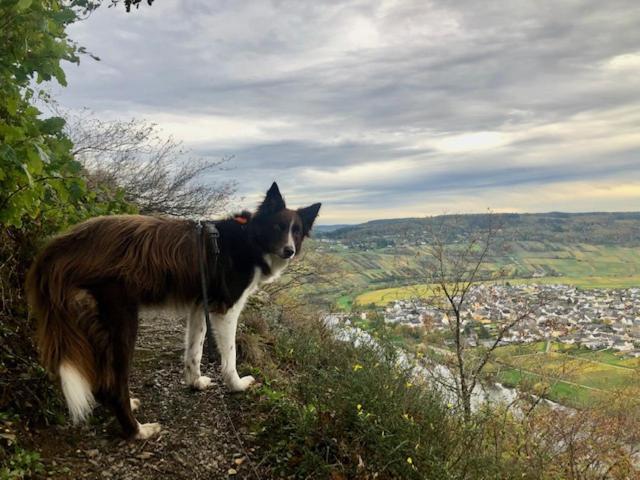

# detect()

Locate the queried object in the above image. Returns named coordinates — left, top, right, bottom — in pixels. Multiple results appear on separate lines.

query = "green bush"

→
left=0, top=446, right=44, bottom=480
left=239, top=307, right=585, bottom=479
left=248, top=316, right=461, bottom=479
left=0, top=0, right=102, bottom=228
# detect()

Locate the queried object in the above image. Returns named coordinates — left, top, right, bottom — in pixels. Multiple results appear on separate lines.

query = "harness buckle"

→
left=204, top=222, right=220, bottom=254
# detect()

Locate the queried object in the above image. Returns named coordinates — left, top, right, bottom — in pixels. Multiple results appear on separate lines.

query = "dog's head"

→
left=249, top=182, right=321, bottom=260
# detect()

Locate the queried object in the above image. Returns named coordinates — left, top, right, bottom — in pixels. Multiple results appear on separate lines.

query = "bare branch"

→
left=418, top=212, right=530, bottom=421
left=62, top=108, right=236, bottom=218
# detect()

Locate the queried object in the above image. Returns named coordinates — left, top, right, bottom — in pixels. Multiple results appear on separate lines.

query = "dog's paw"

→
left=192, top=376, right=212, bottom=391
left=231, top=375, right=255, bottom=392
left=135, top=422, right=161, bottom=440
left=130, top=398, right=141, bottom=411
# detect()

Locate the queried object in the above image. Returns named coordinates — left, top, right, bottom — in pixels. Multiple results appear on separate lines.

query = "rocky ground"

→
left=22, top=311, right=264, bottom=479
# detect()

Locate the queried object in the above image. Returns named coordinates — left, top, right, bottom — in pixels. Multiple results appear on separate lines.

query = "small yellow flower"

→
left=407, top=457, right=413, bottom=465
left=405, top=381, right=413, bottom=388
left=357, top=403, right=362, bottom=411
left=353, top=363, right=363, bottom=371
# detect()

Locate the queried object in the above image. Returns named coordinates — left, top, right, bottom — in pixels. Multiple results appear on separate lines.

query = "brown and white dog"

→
left=26, top=183, right=320, bottom=439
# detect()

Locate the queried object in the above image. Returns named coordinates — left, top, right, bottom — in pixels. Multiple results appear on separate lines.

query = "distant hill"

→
left=319, top=212, right=640, bottom=247
left=310, top=212, right=640, bottom=308
left=313, top=224, right=352, bottom=233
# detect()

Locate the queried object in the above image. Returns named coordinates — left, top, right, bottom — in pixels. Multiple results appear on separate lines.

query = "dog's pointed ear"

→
left=298, top=202, right=321, bottom=236
left=258, top=182, right=286, bottom=215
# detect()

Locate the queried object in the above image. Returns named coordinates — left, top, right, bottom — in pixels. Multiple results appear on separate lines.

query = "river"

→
left=323, top=313, right=567, bottom=413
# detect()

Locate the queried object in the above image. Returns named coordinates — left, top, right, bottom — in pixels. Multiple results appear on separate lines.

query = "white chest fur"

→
left=259, top=254, right=290, bottom=284
left=185, top=255, right=291, bottom=395
left=232, top=267, right=261, bottom=312
left=232, top=256, right=288, bottom=308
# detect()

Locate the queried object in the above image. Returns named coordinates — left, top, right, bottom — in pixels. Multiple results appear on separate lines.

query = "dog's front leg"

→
left=213, top=310, right=255, bottom=392
left=184, top=304, right=212, bottom=390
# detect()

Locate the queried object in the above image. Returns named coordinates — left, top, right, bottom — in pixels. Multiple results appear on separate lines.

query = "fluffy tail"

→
left=26, top=254, right=98, bottom=423
left=59, top=360, right=96, bottom=423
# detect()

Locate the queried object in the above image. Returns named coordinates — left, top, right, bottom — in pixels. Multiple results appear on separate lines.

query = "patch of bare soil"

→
left=23, top=311, right=263, bottom=479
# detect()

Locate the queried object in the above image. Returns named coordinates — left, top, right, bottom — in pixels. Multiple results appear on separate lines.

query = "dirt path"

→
left=23, top=310, right=261, bottom=479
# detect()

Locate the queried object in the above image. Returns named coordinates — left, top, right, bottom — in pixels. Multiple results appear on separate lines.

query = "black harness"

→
left=195, top=220, right=220, bottom=364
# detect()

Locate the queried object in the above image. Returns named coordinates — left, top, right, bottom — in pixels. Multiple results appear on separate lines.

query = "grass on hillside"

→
left=246, top=317, right=459, bottom=479
left=240, top=309, right=640, bottom=478
left=241, top=311, right=565, bottom=479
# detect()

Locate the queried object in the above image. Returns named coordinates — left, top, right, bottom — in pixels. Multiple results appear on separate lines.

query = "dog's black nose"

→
left=282, top=246, right=295, bottom=258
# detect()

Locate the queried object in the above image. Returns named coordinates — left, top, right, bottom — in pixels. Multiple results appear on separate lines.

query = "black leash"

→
left=196, top=219, right=262, bottom=479
left=196, top=220, right=219, bottom=364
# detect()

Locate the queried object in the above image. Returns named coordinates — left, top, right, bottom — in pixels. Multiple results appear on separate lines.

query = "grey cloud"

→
left=63, top=1, right=640, bottom=122
left=201, top=139, right=640, bottom=202
left=56, top=0, right=640, bottom=220
left=197, top=140, right=432, bottom=170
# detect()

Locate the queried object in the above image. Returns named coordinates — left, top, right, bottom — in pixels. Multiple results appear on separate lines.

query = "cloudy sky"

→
left=56, top=0, right=640, bottom=224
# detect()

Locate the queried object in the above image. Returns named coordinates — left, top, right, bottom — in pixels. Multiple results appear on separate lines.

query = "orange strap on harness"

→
left=234, top=216, right=248, bottom=225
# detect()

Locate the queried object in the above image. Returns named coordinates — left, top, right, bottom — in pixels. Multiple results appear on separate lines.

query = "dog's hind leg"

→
left=94, top=282, right=160, bottom=440
left=184, top=303, right=211, bottom=390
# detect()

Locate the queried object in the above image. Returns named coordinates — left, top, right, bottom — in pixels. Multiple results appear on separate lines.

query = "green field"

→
left=336, top=294, right=353, bottom=310
left=356, top=283, right=434, bottom=305
left=491, top=342, right=640, bottom=407
left=495, top=368, right=597, bottom=405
